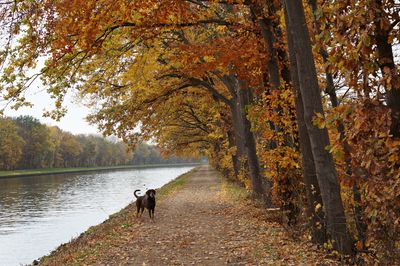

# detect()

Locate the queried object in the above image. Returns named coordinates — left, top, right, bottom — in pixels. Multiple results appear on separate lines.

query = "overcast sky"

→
left=0, top=49, right=101, bottom=135
left=3, top=86, right=100, bottom=135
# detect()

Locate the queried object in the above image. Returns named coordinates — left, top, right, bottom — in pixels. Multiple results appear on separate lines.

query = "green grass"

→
left=0, top=163, right=202, bottom=178
left=156, top=168, right=196, bottom=199
left=0, top=166, right=132, bottom=177
left=219, top=176, right=250, bottom=202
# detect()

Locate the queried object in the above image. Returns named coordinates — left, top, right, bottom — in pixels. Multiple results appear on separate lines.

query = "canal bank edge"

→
left=0, top=163, right=202, bottom=179
left=34, top=166, right=201, bottom=265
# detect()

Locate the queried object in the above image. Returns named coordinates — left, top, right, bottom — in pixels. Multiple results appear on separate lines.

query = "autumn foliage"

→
left=0, top=0, right=399, bottom=263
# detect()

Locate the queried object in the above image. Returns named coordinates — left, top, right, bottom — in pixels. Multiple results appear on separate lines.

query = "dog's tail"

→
left=134, top=189, right=141, bottom=198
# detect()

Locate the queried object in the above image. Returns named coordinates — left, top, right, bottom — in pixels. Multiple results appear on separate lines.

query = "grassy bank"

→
left=36, top=167, right=199, bottom=265
left=0, top=163, right=202, bottom=178
left=219, top=176, right=250, bottom=203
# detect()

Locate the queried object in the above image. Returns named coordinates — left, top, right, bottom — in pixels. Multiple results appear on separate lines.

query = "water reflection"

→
left=0, top=166, right=194, bottom=266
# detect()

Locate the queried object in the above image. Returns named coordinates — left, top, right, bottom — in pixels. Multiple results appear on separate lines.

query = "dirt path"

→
left=104, top=165, right=234, bottom=265
left=40, top=165, right=339, bottom=265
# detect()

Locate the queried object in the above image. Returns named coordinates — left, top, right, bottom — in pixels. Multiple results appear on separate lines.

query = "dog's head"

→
left=146, top=189, right=156, bottom=198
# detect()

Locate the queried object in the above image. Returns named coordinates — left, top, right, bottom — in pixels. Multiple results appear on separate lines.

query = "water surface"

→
left=0, top=165, right=194, bottom=265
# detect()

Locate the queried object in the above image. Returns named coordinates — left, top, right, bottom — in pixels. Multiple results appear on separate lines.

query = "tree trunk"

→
left=230, top=90, right=247, bottom=176
left=237, top=83, right=271, bottom=202
left=251, top=1, right=297, bottom=212
left=308, top=0, right=367, bottom=249
left=353, top=179, right=367, bottom=250
left=374, top=0, right=400, bottom=138
left=307, top=0, right=339, bottom=108
left=284, top=0, right=353, bottom=254
left=222, top=74, right=272, bottom=204
left=284, top=6, right=327, bottom=245
left=227, top=128, right=240, bottom=179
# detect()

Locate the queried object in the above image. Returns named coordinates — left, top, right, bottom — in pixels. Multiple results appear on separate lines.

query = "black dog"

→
left=134, top=189, right=156, bottom=221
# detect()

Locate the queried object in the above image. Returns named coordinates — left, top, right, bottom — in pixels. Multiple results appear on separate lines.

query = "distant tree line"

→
left=0, top=116, right=198, bottom=170
left=130, top=142, right=202, bottom=165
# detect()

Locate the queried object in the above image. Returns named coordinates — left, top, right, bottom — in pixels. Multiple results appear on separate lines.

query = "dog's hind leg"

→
left=140, top=207, right=145, bottom=217
left=136, top=205, right=140, bottom=217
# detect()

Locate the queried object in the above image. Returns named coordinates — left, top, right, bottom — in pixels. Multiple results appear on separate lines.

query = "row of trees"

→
left=0, top=0, right=399, bottom=263
left=131, top=142, right=202, bottom=165
left=0, top=115, right=132, bottom=170
left=0, top=116, right=196, bottom=170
